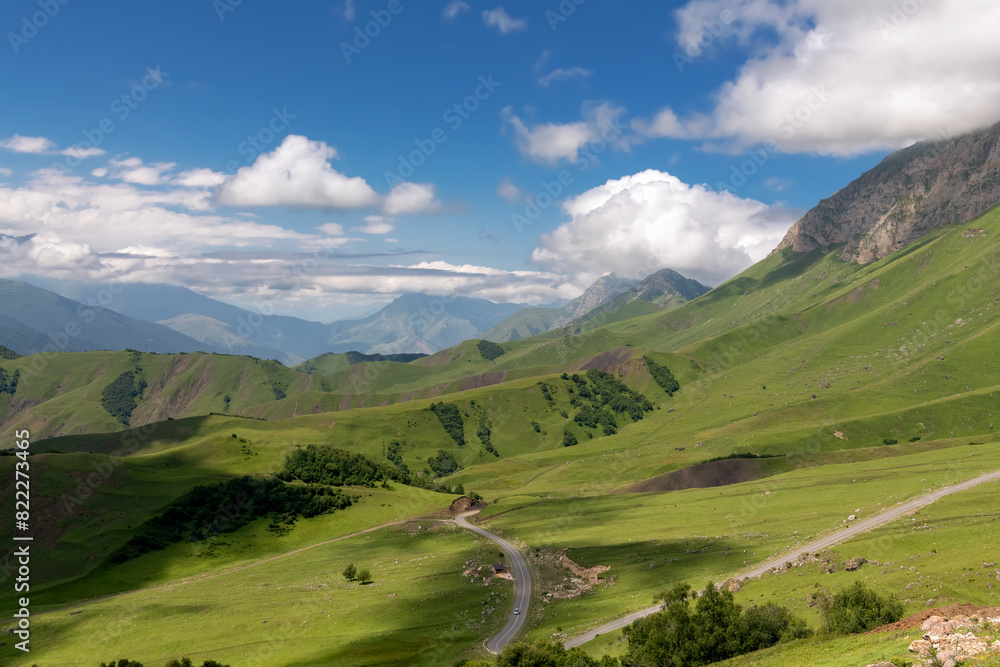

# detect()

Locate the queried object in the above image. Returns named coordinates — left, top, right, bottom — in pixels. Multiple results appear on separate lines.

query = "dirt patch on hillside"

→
left=460, top=371, right=508, bottom=391
left=570, top=347, right=635, bottom=372
left=869, top=604, right=1000, bottom=634
left=449, top=496, right=487, bottom=517
left=424, top=382, right=451, bottom=399
left=560, top=552, right=610, bottom=585
left=617, top=458, right=766, bottom=494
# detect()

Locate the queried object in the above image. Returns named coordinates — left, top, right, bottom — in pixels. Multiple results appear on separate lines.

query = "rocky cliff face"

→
left=775, top=121, right=1000, bottom=263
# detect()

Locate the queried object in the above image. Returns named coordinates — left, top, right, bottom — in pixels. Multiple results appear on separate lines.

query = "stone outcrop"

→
left=775, top=120, right=1000, bottom=263
left=907, top=613, right=1000, bottom=667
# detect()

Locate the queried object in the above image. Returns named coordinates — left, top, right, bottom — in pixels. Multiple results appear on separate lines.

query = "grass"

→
left=2, top=207, right=1000, bottom=664
left=0, top=521, right=513, bottom=667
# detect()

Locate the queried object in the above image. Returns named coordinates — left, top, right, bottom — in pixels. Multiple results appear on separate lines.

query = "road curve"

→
left=565, top=468, right=1000, bottom=648
left=454, top=510, right=532, bottom=653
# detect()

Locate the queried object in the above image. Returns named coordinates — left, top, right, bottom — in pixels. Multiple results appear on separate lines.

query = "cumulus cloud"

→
left=355, top=215, right=396, bottom=235
left=646, top=0, right=1000, bottom=155
left=0, top=135, right=105, bottom=158
left=482, top=7, right=526, bottom=33
left=503, top=102, right=626, bottom=165
left=382, top=182, right=440, bottom=216
left=443, top=1, right=470, bottom=19
left=0, top=135, right=56, bottom=154
left=538, top=67, right=593, bottom=87
left=174, top=168, right=227, bottom=188
left=496, top=178, right=523, bottom=203
left=107, top=157, right=177, bottom=186
left=217, top=135, right=378, bottom=209
left=531, top=170, right=802, bottom=285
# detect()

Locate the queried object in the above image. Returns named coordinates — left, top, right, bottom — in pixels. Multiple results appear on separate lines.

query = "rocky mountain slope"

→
left=776, top=120, right=1000, bottom=263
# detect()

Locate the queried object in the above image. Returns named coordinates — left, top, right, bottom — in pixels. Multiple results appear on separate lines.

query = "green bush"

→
left=643, top=356, right=680, bottom=396
left=477, top=339, right=505, bottom=361
left=107, top=476, right=356, bottom=564
left=429, top=401, right=466, bottom=446
left=624, top=581, right=810, bottom=666
left=280, top=445, right=409, bottom=486
left=0, top=367, right=20, bottom=395
left=822, top=581, right=904, bottom=634
left=562, top=430, right=578, bottom=447
left=427, top=449, right=461, bottom=477
left=101, top=370, right=142, bottom=425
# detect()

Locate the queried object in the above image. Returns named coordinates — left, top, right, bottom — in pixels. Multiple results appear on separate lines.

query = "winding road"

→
left=564, top=468, right=1000, bottom=648
left=453, top=510, right=532, bottom=653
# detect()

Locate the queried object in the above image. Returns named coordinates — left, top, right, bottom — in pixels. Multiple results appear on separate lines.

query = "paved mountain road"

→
left=454, top=510, right=532, bottom=653
left=564, top=468, right=1000, bottom=648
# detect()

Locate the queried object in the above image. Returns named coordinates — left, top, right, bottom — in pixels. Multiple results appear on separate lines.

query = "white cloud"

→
left=91, top=167, right=108, bottom=178
left=0, top=167, right=11, bottom=177
left=318, top=222, right=346, bottom=237
left=443, top=1, right=470, bottom=19
left=0, top=135, right=56, bottom=154
left=355, top=215, right=396, bottom=235
left=382, top=182, right=440, bottom=216
left=538, top=67, right=593, bottom=87
left=765, top=176, right=793, bottom=192
left=653, top=0, right=1000, bottom=155
left=217, top=135, right=378, bottom=209
left=503, top=102, right=626, bottom=165
left=61, top=145, right=106, bottom=159
left=482, top=7, right=526, bottom=33
left=174, top=168, right=227, bottom=188
left=107, top=157, right=177, bottom=186
left=0, top=135, right=104, bottom=158
left=632, top=107, right=688, bottom=139
left=343, top=0, right=355, bottom=20
left=531, top=169, right=802, bottom=285
left=496, top=178, right=523, bottom=203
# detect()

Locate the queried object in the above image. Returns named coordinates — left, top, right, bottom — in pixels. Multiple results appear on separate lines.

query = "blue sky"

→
left=1, top=0, right=998, bottom=320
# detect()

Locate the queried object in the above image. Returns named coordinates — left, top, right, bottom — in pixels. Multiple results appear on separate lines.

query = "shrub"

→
left=429, top=402, right=466, bottom=446
left=643, top=356, right=680, bottom=396
left=101, top=371, right=142, bottom=425
left=477, top=339, right=505, bottom=361
left=562, top=430, right=578, bottom=447
left=427, top=449, right=461, bottom=477
left=883, top=438, right=899, bottom=446
left=822, top=581, right=904, bottom=634
left=357, top=568, right=372, bottom=584
left=280, top=445, right=409, bottom=486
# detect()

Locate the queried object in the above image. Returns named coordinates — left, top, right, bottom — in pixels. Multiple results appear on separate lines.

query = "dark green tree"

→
left=343, top=563, right=357, bottom=581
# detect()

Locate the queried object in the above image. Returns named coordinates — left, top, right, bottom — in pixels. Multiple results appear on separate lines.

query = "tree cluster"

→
left=279, top=444, right=410, bottom=487
left=0, top=344, right=20, bottom=360
left=100, top=370, right=146, bottom=425
left=0, top=367, right=20, bottom=395
left=819, top=581, right=904, bottom=634
left=622, top=582, right=810, bottom=666
left=427, top=449, right=461, bottom=477
left=477, top=339, right=506, bottom=361
left=429, top=401, right=466, bottom=446
left=565, top=370, right=653, bottom=436
left=106, top=476, right=356, bottom=564
left=643, top=356, right=680, bottom=396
